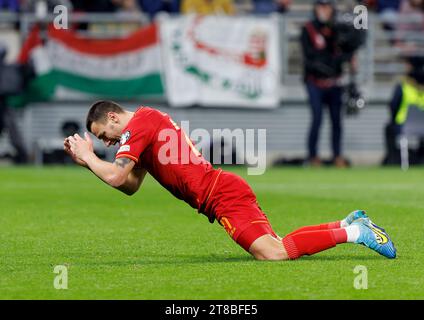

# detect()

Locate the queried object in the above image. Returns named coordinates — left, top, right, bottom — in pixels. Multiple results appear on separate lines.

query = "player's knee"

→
left=249, top=242, right=289, bottom=261
left=248, top=234, right=289, bottom=261
left=252, top=248, right=288, bottom=261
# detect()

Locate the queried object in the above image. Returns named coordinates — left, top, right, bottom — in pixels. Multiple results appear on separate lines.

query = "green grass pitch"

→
left=0, top=166, right=423, bottom=299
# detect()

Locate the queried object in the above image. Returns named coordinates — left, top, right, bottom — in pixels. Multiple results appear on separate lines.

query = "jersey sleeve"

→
left=115, top=110, right=158, bottom=163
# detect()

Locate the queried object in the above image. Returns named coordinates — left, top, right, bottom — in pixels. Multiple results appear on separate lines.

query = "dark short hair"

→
left=86, top=100, right=124, bottom=132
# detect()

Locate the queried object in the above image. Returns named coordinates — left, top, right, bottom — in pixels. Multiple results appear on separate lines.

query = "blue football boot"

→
left=344, top=210, right=369, bottom=225
left=352, top=218, right=397, bottom=259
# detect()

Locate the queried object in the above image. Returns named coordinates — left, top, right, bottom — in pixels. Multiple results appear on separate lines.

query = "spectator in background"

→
left=253, top=0, right=291, bottom=14
left=72, top=0, right=143, bottom=33
left=181, top=0, right=235, bottom=15
left=0, top=0, right=19, bottom=12
left=383, top=57, right=424, bottom=165
left=69, top=0, right=119, bottom=31
left=111, top=0, right=141, bottom=12
left=71, top=0, right=117, bottom=13
left=395, top=0, right=424, bottom=55
left=20, top=0, right=74, bottom=13
left=138, top=0, right=180, bottom=20
left=301, top=0, right=354, bottom=168
left=101, top=0, right=143, bottom=33
left=375, top=0, right=401, bottom=31
left=232, top=0, right=253, bottom=14
left=377, top=0, right=401, bottom=12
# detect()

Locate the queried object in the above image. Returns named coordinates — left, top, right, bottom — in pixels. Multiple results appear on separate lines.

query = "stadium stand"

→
left=0, top=1, right=423, bottom=166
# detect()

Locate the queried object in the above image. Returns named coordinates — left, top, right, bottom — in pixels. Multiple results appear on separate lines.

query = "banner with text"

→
left=160, top=15, right=281, bottom=108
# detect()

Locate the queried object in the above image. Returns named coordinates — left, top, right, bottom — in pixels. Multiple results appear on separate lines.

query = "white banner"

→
left=160, top=15, right=281, bottom=108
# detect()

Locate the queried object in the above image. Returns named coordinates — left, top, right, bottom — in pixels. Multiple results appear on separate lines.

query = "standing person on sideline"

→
left=301, top=0, right=354, bottom=168
left=64, top=101, right=396, bottom=260
left=383, top=56, right=424, bottom=165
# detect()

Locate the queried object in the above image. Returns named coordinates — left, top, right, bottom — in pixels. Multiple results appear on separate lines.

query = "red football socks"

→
left=282, top=224, right=348, bottom=260
left=285, top=221, right=341, bottom=237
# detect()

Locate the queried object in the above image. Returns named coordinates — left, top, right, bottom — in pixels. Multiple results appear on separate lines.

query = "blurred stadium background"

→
left=2, top=0, right=424, bottom=300
left=0, top=0, right=423, bottom=168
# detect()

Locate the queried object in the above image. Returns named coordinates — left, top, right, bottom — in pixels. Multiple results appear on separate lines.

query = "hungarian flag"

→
left=12, top=23, right=164, bottom=106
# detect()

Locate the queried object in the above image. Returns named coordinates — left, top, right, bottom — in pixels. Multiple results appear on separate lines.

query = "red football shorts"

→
left=205, top=171, right=279, bottom=252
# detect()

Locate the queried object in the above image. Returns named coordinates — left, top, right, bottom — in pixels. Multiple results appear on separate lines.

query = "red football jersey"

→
left=115, top=107, right=221, bottom=220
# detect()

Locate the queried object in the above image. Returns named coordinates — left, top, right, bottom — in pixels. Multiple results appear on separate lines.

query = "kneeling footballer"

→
left=64, top=101, right=396, bottom=261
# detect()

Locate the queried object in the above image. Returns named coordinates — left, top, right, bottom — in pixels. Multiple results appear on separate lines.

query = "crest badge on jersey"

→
left=120, top=131, right=131, bottom=145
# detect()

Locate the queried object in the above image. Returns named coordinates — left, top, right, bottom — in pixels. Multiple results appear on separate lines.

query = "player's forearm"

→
left=82, top=152, right=126, bottom=188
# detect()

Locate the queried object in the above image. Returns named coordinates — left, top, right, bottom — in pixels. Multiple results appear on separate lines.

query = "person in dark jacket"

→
left=138, top=0, right=180, bottom=20
left=301, top=0, right=354, bottom=168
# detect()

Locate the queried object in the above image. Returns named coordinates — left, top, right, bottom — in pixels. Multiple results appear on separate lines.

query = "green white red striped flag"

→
left=13, top=23, right=164, bottom=106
